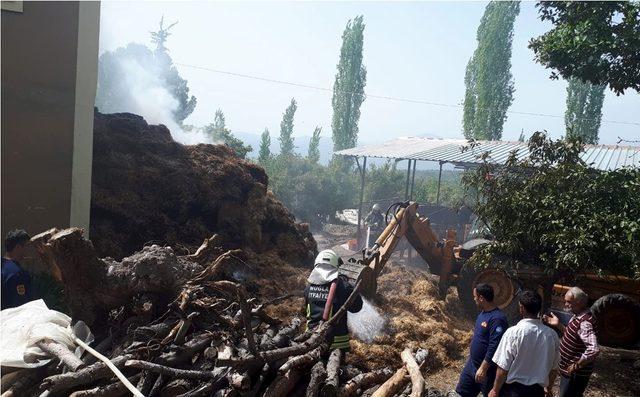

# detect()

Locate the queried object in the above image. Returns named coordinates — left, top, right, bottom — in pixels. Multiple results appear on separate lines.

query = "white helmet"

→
left=314, top=249, right=340, bottom=268
left=308, top=249, right=340, bottom=284
left=372, top=203, right=381, bottom=212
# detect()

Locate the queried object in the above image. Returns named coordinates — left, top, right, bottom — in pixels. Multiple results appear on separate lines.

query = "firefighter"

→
left=2, top=229, right=35, bottom=310
left=304, top=249, right=363, bottom=351
left=364, top=204, right=385, bottom=247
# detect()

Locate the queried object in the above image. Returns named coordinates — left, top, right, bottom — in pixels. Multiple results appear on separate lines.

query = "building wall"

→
left=1, top=1, right=100, bottom=246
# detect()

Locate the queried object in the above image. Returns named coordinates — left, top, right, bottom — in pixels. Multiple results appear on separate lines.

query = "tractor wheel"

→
left=591, top=294, right=640, bottom=348
left=457, top=266, right=519, bottom=323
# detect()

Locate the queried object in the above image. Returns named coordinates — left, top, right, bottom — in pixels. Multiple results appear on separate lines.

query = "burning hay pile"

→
left=4, top=229, right=448, bottom=397
left=90, top=110, right=315, bottom=264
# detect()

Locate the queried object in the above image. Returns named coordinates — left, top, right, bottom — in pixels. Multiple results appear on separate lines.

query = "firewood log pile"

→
left=0, top=228, right=450, bottom=397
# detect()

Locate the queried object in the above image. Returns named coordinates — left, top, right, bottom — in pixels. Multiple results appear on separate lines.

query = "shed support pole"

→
left=357, top=157, right=367, bottom=245
left=404, top=160, right=412, bottom=200
left=436, top=162, right=443, bottom=206
left=409, top=159, right=417, bottom=200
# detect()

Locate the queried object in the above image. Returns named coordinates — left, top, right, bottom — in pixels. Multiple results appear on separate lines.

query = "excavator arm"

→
left=353, top=201, right=461, bottom=298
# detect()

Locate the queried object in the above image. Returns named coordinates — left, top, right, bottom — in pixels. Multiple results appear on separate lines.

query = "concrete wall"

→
left=1, top=1, right=100, bottom=247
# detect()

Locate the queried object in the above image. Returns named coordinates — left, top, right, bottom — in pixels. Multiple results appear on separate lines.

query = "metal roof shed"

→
left=334, top=137, right=640, bottom=241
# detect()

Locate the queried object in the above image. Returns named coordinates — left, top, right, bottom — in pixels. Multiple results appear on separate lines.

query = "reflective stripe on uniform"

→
left=331, top=334, right=350, bottom=350
left=330, top=341, right=350, bottom=350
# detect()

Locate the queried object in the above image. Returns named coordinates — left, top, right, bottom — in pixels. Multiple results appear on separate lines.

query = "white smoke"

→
left=113, top=57, right=209, bottom=145
left=348, top=298, right=388, bottom=343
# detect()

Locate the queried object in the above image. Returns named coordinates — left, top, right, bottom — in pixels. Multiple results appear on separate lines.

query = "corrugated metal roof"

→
left=334, top=137, right=640, bottom=171
left=333, top=137, right=466, bottom=159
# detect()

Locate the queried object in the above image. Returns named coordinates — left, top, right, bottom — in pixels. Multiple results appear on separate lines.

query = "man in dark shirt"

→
left=1, top=229, right=34, bottom=310
left=456, top=283, right=509, bottom=397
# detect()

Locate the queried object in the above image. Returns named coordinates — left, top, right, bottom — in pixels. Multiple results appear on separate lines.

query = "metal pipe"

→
left=436, top=161, right=443, bottom=205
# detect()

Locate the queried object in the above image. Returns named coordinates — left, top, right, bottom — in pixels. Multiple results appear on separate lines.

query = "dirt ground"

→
left=314, top=223, right=640, bottom=397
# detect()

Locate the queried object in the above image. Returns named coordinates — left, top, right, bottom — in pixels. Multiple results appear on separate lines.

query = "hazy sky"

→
left=99, top=1, right=640, bottom=146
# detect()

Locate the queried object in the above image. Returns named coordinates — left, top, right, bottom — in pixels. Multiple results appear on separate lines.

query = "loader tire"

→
left=457, top=266, right=519, bottom=323
left=457, top=265, right=481, bottom=319
left=591, top=294, right=640, bottom=348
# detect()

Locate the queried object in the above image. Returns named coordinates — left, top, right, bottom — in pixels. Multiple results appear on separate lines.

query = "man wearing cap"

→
left=304, top=249, right=363, bottom=351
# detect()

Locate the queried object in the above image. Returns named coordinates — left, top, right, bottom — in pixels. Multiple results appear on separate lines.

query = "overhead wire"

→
left=175, top=62, right=640, bottom=127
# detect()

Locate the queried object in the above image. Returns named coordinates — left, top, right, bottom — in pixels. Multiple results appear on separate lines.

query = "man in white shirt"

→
left=489, top=290, right=560, bottom=397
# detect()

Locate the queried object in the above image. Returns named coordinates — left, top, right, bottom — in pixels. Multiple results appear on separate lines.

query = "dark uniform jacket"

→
left=364, top=210, right=385, bottom=230
left=1, top=257, right=34, bottom=310
left=304, top=275, right=363, bottom=350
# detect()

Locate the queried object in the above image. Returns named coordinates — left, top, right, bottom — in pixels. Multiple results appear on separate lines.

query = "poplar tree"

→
left=331, top=16, right=367, bottom=151
left=565, top=77, right=606, bottom=144
left=258, top=128, right=271, bottom=164
left=279, top=98, right=297, bottom=156
left=307, top=127, right=322, bottom=164
left=463, top=1, right=520, bottom=140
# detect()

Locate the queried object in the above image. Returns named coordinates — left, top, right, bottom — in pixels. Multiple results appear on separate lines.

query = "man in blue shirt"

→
left=456, top=283, right=509, bottom=397
left=1, top=229, right=34, bottom=310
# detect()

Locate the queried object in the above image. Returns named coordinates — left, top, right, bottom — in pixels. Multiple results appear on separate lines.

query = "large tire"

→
left=457, top=266, right=520, bottom=324
left=590, top=293, right=640, bottom=348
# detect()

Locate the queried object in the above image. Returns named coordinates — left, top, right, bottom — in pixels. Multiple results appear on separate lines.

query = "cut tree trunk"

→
left=401, top=349, right=424, bottom=397
left=370, top=366, right=408, bottom=397
left=321, top=349, right=342, bottom=397
left=37, top=338, right=85, bottom=372
left=263, top=369, right=302, bottom=397
left=39, top=355, right=132, bottom=395
left=306, top=361, right=327, bottom=397
left=278, top=345, right=324, bottom=374
left=337, top=368, right=393, bottom=397
left=124, top=360, right=227, bottom=380
left=67, top=374, right=141, bottom=397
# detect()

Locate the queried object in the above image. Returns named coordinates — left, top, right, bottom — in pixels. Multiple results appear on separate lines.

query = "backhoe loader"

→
left=340, top=201, right=640, bottom=348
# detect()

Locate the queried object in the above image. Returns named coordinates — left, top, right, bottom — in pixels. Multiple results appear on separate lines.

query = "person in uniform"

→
left=2, top=229, right=34, bottom=310
left=304, top=249, right=363, bottom=351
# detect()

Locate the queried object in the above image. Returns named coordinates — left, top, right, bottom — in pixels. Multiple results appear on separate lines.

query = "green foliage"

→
left=463, top=132, right=640, bottom=279
left=262, top=155, right=356, bottom=227
left=307, top=127, right=322, bottom=164
left=96, top=18, right=197, bottom=124
left=279, top=98, right=297, bottom=156
left=518, top=131, right=525, bottom=142
left=565, top=77, right=605, bottom=144
left=258, top=128, right=271, bottom=164
left=529, top=1, right=640, bottom=95
left=361, top=162, right=465, bottom=208
left=203, top=109, right=252, bottom=158
left=332, top=16, right=367, bottom=152
left=363, top=161, right=405, bottom=204
left=463, top=1, right=520, bottom=140
left=413, top=172, right=465, bottom=208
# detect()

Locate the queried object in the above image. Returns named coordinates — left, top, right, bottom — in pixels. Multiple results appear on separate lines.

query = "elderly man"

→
left=543, top=287, right=600, bottom=397
left=489, top=290, right=560, bottom=397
